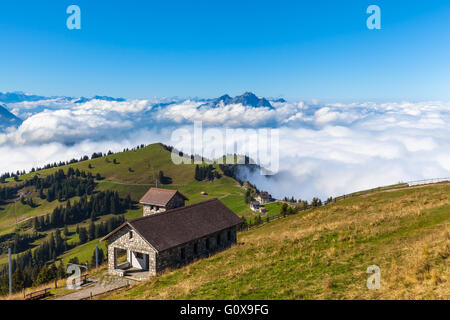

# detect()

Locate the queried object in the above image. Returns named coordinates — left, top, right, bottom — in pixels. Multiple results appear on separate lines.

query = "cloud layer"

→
left=1, top=97, right=450, bottom=200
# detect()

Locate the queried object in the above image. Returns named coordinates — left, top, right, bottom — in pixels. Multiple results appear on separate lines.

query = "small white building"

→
left=255, top=191, right=272, bottom=204
left=250, top=201, right=267, bottom=213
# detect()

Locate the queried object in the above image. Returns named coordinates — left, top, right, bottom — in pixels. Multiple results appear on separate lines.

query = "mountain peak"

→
left=202, top=92, right=274, bottom=109
left=0, top=104, right=23, bottom=130
left=233, top=92, right=273, bottom=108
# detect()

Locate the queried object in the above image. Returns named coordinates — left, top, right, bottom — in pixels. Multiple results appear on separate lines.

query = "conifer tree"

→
left=88, top=221, right=96, bottom=241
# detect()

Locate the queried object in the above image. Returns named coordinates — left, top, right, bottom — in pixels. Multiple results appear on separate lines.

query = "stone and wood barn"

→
left=102, top=189, right=243, bottom=277
left=139, top=187, right=189, bottom=216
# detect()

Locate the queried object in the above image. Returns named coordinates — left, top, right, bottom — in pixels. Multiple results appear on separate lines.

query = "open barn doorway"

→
left=130, top=251, right=149, bottom=271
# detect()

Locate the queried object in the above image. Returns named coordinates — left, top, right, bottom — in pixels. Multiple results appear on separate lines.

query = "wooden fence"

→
left=238, top=202, right=326, bottom=232
left=24, top=288, right=50, bottom=300
left=238, top=176, right=450, bottom=232
left=406, top=177, right=450, bottom=186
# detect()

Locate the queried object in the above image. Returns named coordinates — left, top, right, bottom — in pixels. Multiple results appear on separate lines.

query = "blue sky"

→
left=0, top=0, right=449, bottom=100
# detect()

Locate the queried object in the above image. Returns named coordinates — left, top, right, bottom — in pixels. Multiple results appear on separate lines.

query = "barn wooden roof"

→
left=102, top=199, right=243, bottom=252
left=139, top=187, right=188, bottom=206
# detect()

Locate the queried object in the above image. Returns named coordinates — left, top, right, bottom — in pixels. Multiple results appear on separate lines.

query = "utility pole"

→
left=8, top=248, right=12, bottom=296
left=155, top=179, right=158, bottom=188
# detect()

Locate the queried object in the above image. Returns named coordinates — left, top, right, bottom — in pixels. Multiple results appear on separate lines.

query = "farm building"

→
left=102, top=193, right=243, bottom=278
left=255, top=191, right=273, bottom=204
left=139, top=187, right=188, bottom=216
left=250, top=201, right=267, bottom=213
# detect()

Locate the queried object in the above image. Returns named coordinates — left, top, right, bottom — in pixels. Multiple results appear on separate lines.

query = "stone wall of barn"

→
left=143, top=204, right=167, bottom=216
left=142, top=194, right=186, bottom=217
left=106, top=225, right=238, bottom=277
left=107, top=225, right=157, bottom=276
left=155, top=226, right=237, bottom=273
left=143, top=205, right=155, bottom=216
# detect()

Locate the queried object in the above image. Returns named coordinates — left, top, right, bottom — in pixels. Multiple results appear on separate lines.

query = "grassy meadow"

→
left=101, top=182, right=449, bottom=300
left=1, top=142, right=448, bottom=300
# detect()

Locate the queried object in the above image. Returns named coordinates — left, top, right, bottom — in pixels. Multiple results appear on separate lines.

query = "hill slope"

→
left=5, top=143, right=254, bottom=216
left=101, top=182, right=449, bottom=300
left=0, top=143, right=256, bottom=270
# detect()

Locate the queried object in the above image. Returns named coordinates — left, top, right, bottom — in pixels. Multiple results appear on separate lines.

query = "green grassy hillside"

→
left=7, top=143, right=194, bottom=185
left=0, top=143, right=256, bottom=271
left=5, top=143, right=253, bottom=215
left=101, top=182, right=449, bottom=300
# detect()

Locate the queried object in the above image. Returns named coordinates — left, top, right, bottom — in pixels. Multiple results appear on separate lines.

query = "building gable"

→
left=139, top=188, right=188, bottom=207
left=104, top=223, right=158, bottom=253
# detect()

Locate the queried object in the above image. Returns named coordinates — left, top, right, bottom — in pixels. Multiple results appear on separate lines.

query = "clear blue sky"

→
left=0, top=0, right=449, bottom=101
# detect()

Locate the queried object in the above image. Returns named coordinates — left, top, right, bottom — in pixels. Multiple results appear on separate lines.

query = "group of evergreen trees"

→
left=243, top=181, right=259, bottom=204
left=1, top=168, right=100, bottom=205
left=0, top=215, right=124, bottom=295
left=245, top=189, right=253, bottom=204
left=32, top=190, right=131, bottom=232
left=77, top=215, right=125, bottom=245
left=194, top=165, right=221, bottom=181
left=219, top=164, right=236, bottom=178
left=0, top=184, right=22, bottom=202
left=281, top=196, right=323, bottom=208
left=25, top=168, right=98, bottom=203
left=0, top=261, right=67, bottom=294
left=0, top=232, right=43, bottom=255
left=0, top=172, right=24, bottom=183
left=0, top=229, right=68, bottom=294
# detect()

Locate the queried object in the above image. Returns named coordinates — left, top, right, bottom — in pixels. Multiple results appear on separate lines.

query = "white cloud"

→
left=1, top=97, right=450, bottom=201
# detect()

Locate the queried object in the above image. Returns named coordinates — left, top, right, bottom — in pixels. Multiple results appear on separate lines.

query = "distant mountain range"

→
left=0, top=91, right=283, bottom=108
left=0, top=91, right=285, bottom=131
left=200, top=92, right=275, bottom=109
left=0, top=104, right=22, bottom=130
left=73, top=96, right=126, bottom=104
left=0, top=92, right=126, bottom=104
left=0, top=92, right=52, bottom=103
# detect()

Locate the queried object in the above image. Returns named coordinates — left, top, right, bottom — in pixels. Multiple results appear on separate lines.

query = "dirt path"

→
left=10, top=213, right=47, bottom=226
left=55, top=277, right=134, bottom=300
left=98, top=179, right=183, bottom=187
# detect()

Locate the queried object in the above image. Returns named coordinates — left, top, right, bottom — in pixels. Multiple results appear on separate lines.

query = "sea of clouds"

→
left=1, top=97, right=450, bottom=201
